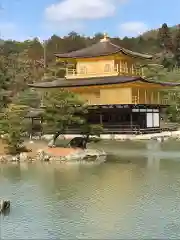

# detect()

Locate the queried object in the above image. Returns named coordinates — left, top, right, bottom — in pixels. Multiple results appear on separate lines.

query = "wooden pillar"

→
left=100, top=113, right=103, bottom=125
left=125, top=62, right=128, bottom=74
left=115, top=63, right=118, bottom=73
left=151, top=91, right=154, bottom=104
left=145, top=89, right=147, bottom=104
left=158, top=91, right=160, bottom=104
left=132, top=65, right=134, bottom=75
left=130, top=111, right=133, bottom=130
left=141, top=67, right=144, bottom=76
left=119, top=60, right=122, bottom=74
left=137, top=88, right=140, bottom=104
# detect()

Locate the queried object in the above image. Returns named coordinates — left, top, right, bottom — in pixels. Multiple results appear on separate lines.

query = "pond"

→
left=1, top=140, right=180, bottom=239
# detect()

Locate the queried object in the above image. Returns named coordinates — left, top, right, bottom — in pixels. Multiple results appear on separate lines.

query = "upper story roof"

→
left=55, top=34, right=152, bottom=60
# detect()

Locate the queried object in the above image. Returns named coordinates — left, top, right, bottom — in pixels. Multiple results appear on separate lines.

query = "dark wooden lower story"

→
left=29, top=104, right=179, bottom=136
left=81, top=104, right=162, bottom=134
left=65, top=104, right=178, bottom=134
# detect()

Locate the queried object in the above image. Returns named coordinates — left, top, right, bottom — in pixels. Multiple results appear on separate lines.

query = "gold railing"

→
left=117, top=66, right=144, bottom=76
left=132, top=96, right=170, bottom=105
left=65, top=66, right=144, bottom=79
left=132, top=96, right=139, bottom=104
left=85, top=98, right=100, bottom=105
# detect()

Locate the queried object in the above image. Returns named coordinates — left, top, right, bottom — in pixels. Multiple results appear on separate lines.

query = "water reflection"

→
left=146, top=141, right=161, bottom=170
left=1, top=140, right=180, bottom=239
left=1, top=164, right=22, bottom=182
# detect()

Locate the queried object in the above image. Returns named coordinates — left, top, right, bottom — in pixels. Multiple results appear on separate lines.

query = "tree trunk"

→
left=85, top=134, right=89, bottom=142
left=83, top=134, right=90, bottom=149
left=53, top=130, right=63, bottom=145
left=48, top=130, right=63, bottom=147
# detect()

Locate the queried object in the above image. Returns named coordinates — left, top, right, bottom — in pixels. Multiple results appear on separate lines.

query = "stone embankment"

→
left=40, top=130, right=180, bottom=141
left=37, top=148, right=106, bottom=163
left=0, top=152, right=34, bottom=163
left=0, top=148, right=107, bottom=164
left=1, top=130, right=180, bottom=164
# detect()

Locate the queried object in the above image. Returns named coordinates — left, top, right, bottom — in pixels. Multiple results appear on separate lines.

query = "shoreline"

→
left=41, top=130, right=180, bottom=141
left=0, top=142, right=106, bottom=164
left=1, top=130, right=180, bottom=164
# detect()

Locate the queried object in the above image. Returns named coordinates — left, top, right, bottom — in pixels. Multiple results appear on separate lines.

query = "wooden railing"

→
left=66, top=68, right=118, bottom=78
left=117, top=66, right=144, bottom=76
left=65, top=124, right=179, bottom=134
left=65, top=124, right=141, bottom=134
left=102, top=124, right=141, bottom=134
left=65, top=66, right=144, bottom=79
left=25, top=122, right=180, bottom=138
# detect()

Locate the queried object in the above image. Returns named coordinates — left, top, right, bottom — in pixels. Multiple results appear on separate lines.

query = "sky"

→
left=0, top=0, right=180, bottom=41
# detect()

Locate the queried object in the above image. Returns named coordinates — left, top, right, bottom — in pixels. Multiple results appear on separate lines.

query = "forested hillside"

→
left=1, top=23, right=180, bottom=83
left=1, top=23, right=180, bottom=96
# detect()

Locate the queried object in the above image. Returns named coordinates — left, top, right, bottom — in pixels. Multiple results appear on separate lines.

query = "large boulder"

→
left=19, top=152, right=29, bottom=162
left=0, top=155, right=19, bottom=163
left=0, top=155, right=8, bottom=163
left=65, top=149, right=106, bottom=163
left=37, top=149, right=50, bottom=161
left=0, top=153, right=32, bottom=163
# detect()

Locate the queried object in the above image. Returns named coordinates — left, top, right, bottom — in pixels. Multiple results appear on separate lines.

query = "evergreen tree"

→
left=42, top=89, right=103, bottom=146
left=158, top=23, right=174, bottom=69
left=158, top=23, right=173, bottom=51
left=42, top=89, right=87, bottom=146
left=27, top=38, right=43, bottom=61
left=173, top=25, right=180, bottom=67
left=0, top=56, right=13, bottom=108
left=13, top=89, right=41, bottom=109
left=0, top=104, right=29, bottom=154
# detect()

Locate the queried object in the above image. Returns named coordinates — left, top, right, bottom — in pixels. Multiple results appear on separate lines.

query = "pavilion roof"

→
left=28, top=76, right=180, bottom=89
left=55, top=36, right=152, bottom=60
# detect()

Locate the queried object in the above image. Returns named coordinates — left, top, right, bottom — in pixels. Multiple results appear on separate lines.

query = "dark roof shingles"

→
left=28, top=76, right=180, bottom=89
left=55, top=40, right=152, bottom=59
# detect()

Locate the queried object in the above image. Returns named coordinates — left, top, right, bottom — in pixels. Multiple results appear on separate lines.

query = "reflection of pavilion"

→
left=146, top=141, right=161, bottom=170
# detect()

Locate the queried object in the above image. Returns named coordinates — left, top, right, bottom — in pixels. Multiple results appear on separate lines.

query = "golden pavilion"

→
left=29, top=34, right=180, bottom=133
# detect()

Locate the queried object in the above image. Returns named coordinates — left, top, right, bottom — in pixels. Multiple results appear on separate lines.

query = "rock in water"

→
left=0, top=200, right=10, bottom=214
left=44, top=155, right=50, bottom=162
left=65, top=148, right=107, bottom=163
left=48, top=140, right=55, bottom=148
left=12, top=155, right=20, bottom=162
left=0, top=156, right=7, bottom=163
left=19, top=152, right=28, bottom=162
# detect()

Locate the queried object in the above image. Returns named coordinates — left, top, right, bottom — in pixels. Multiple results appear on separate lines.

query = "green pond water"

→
left=1, top=140, right=180, bottom=239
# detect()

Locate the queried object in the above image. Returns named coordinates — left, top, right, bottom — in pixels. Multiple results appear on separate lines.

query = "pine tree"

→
left=173, top=25, right=180, bottom=67
left=158, top=23, right=174, bottom=70
left=158, top=23, right=173, bottom=52
left=42, top=89, right=87, bottom=146
left=42, top=89, right=103, bottom=147
left=0, top=104, right=29, bottom=154
left=0, top=56, right=13, bottom=108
